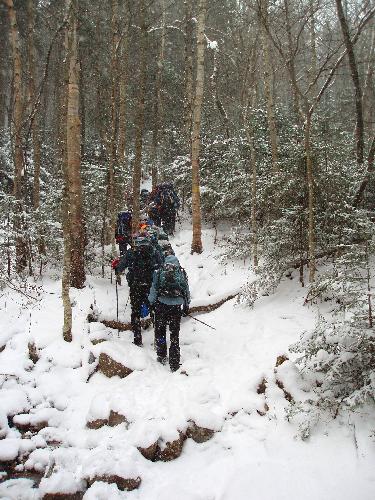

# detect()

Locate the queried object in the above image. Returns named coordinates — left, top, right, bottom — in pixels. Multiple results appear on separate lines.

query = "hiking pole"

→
left=115, top=279, right=119, bottom=322
left=187, top=314, right=216, bottom=331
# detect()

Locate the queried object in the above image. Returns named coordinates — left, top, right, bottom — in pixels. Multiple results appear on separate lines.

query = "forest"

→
left=0, top=0, right=375, bottom=498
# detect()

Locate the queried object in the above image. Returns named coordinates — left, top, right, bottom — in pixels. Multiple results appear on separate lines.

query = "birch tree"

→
left=191, top=0, right=206, bottom=254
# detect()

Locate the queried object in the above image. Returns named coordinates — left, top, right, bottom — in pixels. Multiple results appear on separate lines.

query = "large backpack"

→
left=157, top=262, right=188, bottom=299
left=129, top=237, right=156, bottom=286
left=116, top=211, right=132, bottom=237
left=155, top=184, right=178, bottom=211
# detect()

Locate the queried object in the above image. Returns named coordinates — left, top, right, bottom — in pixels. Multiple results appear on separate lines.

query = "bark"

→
left=62, top=186, right=72, bottom=342
left=106, top=0, right=120, bottom=245
left=283, top=0, right=302, bottom=124
left=117, top=27, right=128, bottom=167
left=305, top=112, right=316, bottom=282
left=65, top=0, right=86, bottom=288
left=151, top=0, right=166, bottom=190
left=260, top=0, right=278, bottom=169
left=88, top=293, right=239, bottom=332
left=191, top=0, right=206, bottom=254
left=183, top=0, right=194, bottom=153
left=335, top=0, right=364, bottom=165
left=27, top=0, right=46, bottom=259
left=132, top=0, right=147, bottom=232
left=4, top=0, right=26, bottom=273
left=210, top=49, right=230, bottom=140
left=362, top=30, right=375, bottom=136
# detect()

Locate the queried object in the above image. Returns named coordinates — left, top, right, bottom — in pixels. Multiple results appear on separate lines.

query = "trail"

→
left=0, top=226, right=374, bottom=499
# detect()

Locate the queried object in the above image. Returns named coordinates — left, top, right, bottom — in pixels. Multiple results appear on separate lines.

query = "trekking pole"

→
left=115, top=279, right=119, bottom=321
left=187, top=314, right=216, bottom=331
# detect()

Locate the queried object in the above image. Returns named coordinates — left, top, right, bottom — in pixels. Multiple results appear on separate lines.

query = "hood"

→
left=165, top=255, right=180, bottom=267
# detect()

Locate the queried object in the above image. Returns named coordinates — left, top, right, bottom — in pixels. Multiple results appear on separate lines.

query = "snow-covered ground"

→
left=1, top=225, right=374, bottom=499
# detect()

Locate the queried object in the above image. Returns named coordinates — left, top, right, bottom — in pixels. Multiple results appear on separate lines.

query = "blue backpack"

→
left=116, top=211, right=132, bottom=237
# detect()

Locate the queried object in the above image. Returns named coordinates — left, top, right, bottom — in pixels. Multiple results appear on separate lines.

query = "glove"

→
left=182, top=304, right=189, bottom=317
left=115, top=274, right=122, bottom=285
left=111, top=257, right=120, bottom=270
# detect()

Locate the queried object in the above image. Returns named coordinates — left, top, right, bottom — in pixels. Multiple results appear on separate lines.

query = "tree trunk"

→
left=210, top=49, right=230, bottom=139
left=260, top=0, right=278, bottom=170
left=305, top=111, right=315, bottom=282
left=190, top=0, right=206, bottom=254
left=184, top=0, right=194, bottom=153
left=117, top=26, right=128, bottom=168
left=132, top=0, right=147, bottom=233
left=151, top=0, right=166, bottom=190
left=27, top=0, right=46, bottom=260
left=335, top=0, right=364, bottom=166
left=62, top=186, right=72, bottom=342
left=5, top=0, right=26, bottom=273
left=106, top=0, right=120, bottom=245
left=65, top=0, right=86, bottom=288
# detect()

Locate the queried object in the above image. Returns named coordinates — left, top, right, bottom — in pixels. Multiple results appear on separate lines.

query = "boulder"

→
left=108, top=411, right=128, bottom=427
left=275, top=354, right=289, bottom=367
left=86, top=418, right=108, bottom=430
left=156, top=432, right=185, bottom=462
left=87, top=475, right=141, bottom=491
left=137, top=442, right=158, bottom=461
left=256, top=377, right=267, bottom=394
left=98, top=353, right=133, bottom=378
left=187, top=422, right=215, bottom=443
left=42, top=494, right=84, bottom=500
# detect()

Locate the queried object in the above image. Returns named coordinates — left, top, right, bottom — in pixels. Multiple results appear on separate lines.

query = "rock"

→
left=187, top=422, right=215, bottom=443
left=86, top=418, right=108, bottom=430
left=42, top=494, right=85, bottom=500
left=28, top=342, right=39, bottom=364
left=276, top=379, right=293, bottom=402
left=275, top=355, right=289, bottom=367
left=156, top=432, right=185, bottom=462
left=137, top=442, right=158, bottom=461
left=257, top=403, right=269, bottom=416
left=98, top=353, right=133, bottom=378
left=87, top=475, right=141, bottom=491
left=108, top=411, right=128, bottom=427
left=13, top=417, right=48, bottom=433
left=256, top=377, right=267, bottom=394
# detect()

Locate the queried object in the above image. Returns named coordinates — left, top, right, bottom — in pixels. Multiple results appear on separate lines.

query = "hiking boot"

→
left=170, top=363, right=180, bottom=372
left=134, top=337, right=143, bottom=347
left=157, top=356, right=167, bottom=365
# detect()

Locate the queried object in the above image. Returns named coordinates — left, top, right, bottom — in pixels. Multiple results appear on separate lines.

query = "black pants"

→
left=154, top=302, right=182, bottom=370
left=130, top=284, right=150, bottom=345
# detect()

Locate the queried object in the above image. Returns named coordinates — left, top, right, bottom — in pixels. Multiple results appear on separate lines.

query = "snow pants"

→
left=154, top=302, right=182, bottom=371
left=130, top=284, right=150, bottom=346
left=161, top=209, right=176, bottom=235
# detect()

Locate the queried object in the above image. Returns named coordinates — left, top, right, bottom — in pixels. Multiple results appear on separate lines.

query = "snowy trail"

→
left=1, top=228, right=374, bottom=499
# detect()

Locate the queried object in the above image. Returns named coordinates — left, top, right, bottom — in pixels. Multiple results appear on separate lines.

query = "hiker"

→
left=115, top=209, right=132, bottom=255
left=156, top=183, right=180, bottom=235
left=114, top=235, right=163, bottom=346
left=148, top=201, right=162, bottom=227
left=140, top=188, right=150, bottom=210
left=148, top=255, right=190, bottom=372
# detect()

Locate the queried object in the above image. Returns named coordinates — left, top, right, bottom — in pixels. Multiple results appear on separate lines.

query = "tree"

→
left=3, top=0, right=26, bottom=273
left=191, top=0, right=206, bottom=254
left=65, top=0, right=86, bottom=289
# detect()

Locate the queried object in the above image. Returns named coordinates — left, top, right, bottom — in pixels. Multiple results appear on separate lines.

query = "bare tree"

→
left=190, top=0, right=207, bottom=254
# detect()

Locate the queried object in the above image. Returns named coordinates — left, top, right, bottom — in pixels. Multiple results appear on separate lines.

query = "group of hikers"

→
left=112, top=182, right=188, bottom=372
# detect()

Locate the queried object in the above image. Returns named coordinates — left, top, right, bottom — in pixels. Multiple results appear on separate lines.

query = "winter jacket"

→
left=148, top=255, right=190, bottom=307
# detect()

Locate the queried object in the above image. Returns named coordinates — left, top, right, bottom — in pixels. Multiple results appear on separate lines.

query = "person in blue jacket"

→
left=148, top=255, right=190, bottom=371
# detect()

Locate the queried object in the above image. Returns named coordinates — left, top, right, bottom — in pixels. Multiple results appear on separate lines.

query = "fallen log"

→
left=87, top=293, right=238, bottom=333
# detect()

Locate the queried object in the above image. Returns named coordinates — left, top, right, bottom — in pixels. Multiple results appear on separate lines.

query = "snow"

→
left=0, top=224, right=374, bottom=499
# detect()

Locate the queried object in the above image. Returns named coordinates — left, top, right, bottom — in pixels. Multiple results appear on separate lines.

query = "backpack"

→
left=129, top=237, right=156, bottom=286
left=116, top=211, right=132, bottom=237
left=157, top=262, right=187, bottom=298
